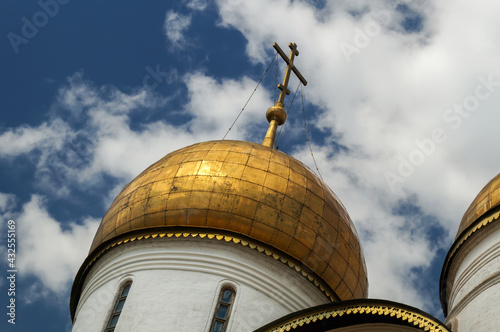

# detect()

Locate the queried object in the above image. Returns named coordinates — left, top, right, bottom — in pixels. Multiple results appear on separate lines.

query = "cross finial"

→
left=262, top=42, right=307, bottom=148
left=275, top=42, right=308, bottom=104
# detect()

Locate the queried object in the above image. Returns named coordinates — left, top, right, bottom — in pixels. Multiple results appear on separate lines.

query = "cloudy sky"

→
left=2, top=0, right=500, bottom=330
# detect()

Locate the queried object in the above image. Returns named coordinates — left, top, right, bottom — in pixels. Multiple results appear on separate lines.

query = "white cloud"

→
left=182, top=72, right=271, bottom=140
left=16, top=195, right=99, bottom=294
left=184, top=0, right=208, bottom=11
left=0, top=193, right=16, bottom=212
left=22, top=282, right=51, bottom=305
left=0, top=74, right=172, bottom=197
left=0, top=120, right=69, bottom=157
left=164, top=10, right=192, bottom=49
left=0, top=192, right=17, bottom=290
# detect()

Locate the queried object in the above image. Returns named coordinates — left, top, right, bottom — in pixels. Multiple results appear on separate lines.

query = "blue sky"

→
left=1, top=0, right=500, bottom=331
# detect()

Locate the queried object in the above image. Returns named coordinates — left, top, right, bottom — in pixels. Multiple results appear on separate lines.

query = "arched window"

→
left=210, top=287, right=235, bottom=332
left=105, top=282, right=132, bottom=332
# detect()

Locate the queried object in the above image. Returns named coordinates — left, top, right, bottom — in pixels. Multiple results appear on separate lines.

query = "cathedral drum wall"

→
left=72, top=238, right=329, bottom=332
left=446, top=224, right=500, bottom=331
left=448, top=284, right=500, bottom=332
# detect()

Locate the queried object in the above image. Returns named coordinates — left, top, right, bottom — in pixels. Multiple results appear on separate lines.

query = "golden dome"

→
left=456, top=172, right=500, bottom=239
left=90, top=141, right=368, bottom=300
left=89, top=140, right=368, bottom=300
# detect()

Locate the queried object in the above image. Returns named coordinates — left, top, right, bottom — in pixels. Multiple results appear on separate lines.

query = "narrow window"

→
left=106, top=283, right=131, bottom=332
left=210, top=288, right=235, bottom=332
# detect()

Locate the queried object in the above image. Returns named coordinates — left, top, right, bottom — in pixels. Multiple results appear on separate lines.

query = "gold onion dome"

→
left=90, top=140, right=368, bottom=300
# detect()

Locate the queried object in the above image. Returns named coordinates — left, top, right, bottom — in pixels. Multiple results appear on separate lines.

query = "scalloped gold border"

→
left=448, top=210, right=500, bottom=260
left=264, top=303, right=449, bottom=332
left=84, top=231, right=337, bottom=302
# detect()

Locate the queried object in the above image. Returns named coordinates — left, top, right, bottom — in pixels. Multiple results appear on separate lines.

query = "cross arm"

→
left=273, top=42, right=308, bottom=86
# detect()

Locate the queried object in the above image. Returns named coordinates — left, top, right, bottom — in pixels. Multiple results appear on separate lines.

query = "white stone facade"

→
left=72, top=237, right=329, bottom=332
left=445, top=221, right=500, bottom=332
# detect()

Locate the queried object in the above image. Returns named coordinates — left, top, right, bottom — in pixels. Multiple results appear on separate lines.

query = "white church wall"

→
left=448, top=283, right=500, bottom=332
left=446, top=223, right=500, bottom=332
left=72, top=237, right=329, bottom=332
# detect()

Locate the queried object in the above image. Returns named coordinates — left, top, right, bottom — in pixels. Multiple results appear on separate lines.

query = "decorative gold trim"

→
left=82, top=230, right=336, bottom=302
left=264, top=304, right=449, bottom=332
left=447, top=210, right=500, bottom=260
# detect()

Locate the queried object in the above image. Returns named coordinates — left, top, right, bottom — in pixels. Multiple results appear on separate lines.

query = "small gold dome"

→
left=456, top=172, right=500, bottom=239
left=90, top=140, right=368, bottom=300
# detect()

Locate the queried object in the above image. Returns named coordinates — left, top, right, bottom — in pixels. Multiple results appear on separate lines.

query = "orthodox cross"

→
left=274, top=42, right=308, bottom=104
left=262, top=42, right=307, bottom=148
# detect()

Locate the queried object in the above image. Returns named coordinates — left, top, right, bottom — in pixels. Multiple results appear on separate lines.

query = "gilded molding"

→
left=81, top=230, right=337, bottom=302
left=262, top=303, right=449, bottom=332
left=447, top=210, right=500, bottom=261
